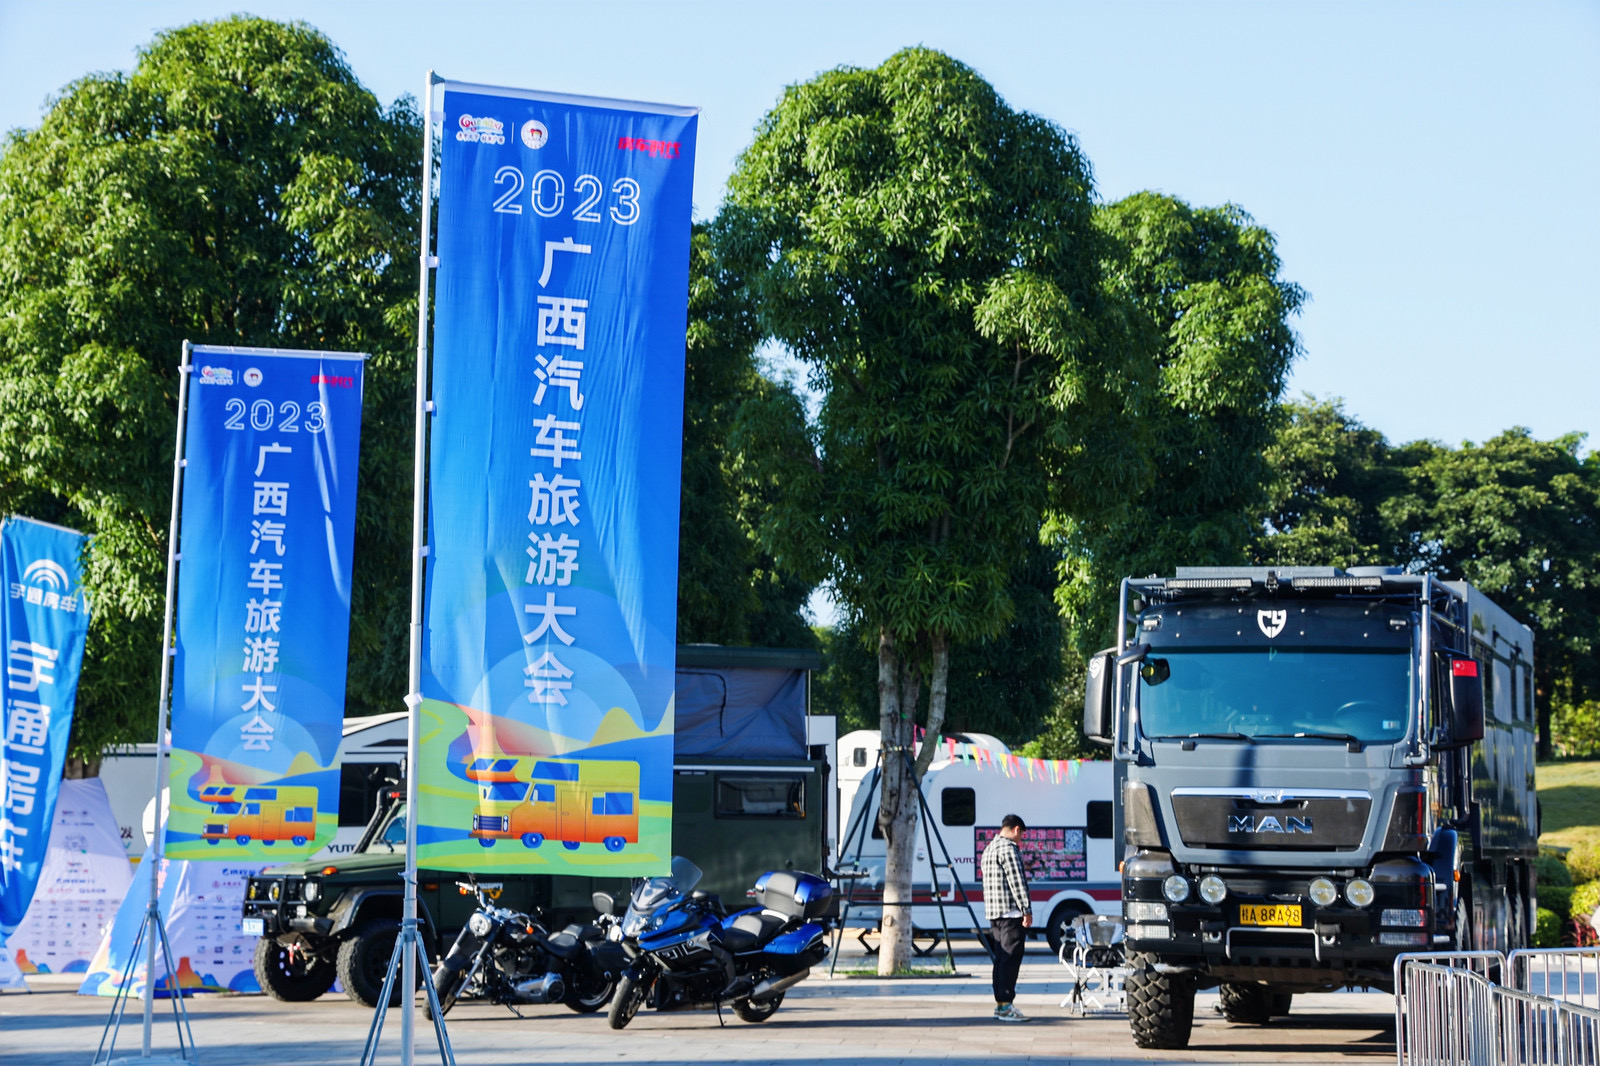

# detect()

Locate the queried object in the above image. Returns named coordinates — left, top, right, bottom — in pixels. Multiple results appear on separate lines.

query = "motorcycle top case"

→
left=750, top=871, right=832, bottom=921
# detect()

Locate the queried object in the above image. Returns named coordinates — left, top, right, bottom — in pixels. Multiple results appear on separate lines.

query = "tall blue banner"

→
left=165, top=346, right=365, bottom=860
left=0, top=516, right=90, bottom=938
left=420, top=83, right=697, bottom=875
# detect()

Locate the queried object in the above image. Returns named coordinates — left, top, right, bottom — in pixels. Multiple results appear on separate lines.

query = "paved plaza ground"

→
left=3, top=943, right=1395, bottom=1065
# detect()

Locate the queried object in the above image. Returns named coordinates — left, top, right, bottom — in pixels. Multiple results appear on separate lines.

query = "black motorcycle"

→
left=607, top=857, right=833, bottom=1029
left=429, top=881, right=625, bottom=1017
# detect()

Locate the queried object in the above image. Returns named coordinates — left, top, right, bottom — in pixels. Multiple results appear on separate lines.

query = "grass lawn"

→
left=1538, top=759, right=1600, bottom=852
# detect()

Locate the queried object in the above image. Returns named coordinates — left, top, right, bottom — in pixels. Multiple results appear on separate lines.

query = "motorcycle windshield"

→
left=624, top=857, right=704, bottom=934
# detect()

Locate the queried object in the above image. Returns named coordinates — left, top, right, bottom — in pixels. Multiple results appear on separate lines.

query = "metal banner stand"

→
left=358, top=70, right=455, bottom=1066
left=829, top=744, right=989, bottom=977
left=92, top=340, right=198, bottom=1066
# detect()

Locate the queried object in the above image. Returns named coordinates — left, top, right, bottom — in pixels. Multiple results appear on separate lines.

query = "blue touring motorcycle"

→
left=606, top=856, right=833, bottom=1028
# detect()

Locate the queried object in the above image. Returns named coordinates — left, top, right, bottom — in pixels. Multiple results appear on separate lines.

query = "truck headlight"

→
left=303, top=882, right=320, bottom=903
left=268, top=883, right=282, bottom=901
left=1162, top=875, right=1190, bottom=903
left=1345, top=879, right=1374, bottom=907
left=1199, top=875, right=1227, bottom=904
left=1309, top=878, right=1338, bottom=906
left=1126, top=901, right=1168, bottom=922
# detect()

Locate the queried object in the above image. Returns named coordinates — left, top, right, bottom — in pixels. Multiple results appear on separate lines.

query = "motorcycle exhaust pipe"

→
left=748, top=968, right=810, bottom=1003
left=512, top=972, right=566, bottom=1004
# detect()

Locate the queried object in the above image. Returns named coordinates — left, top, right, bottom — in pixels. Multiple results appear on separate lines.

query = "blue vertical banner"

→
left=419, top=84, right=697, bottom=875
left=164, top=347, right=365, bottom=860
left=0, top=516, right=91, bottom=939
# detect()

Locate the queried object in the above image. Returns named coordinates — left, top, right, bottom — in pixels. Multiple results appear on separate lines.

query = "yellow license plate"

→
left=1238, top=904, right=1302, bottom=927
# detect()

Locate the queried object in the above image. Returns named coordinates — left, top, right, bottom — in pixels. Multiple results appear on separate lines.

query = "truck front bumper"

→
left=1121, top=849, right=1438, bottom=988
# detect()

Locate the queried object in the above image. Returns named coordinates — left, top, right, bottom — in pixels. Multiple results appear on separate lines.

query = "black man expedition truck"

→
left=1082, top=567, right=1536, bottom=1049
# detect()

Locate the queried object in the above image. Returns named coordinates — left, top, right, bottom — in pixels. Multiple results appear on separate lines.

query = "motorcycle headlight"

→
left=1309, top=877, right=1338, bottom=907
left=468, top=912, right=494, bottom=938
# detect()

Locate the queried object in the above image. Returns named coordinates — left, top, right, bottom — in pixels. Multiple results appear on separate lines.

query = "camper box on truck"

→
left=839, top=750, right=1118, bottom=954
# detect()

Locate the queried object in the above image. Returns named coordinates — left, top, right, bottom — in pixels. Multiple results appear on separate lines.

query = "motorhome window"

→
left=285, top=807, right=314, bottom=823
left=715, top=774, right=805, bottom=818
left=532, top=761, right=580, bottom=781
left=483, top=782, right=527, bottom=803
left=214, top=802, right=241, bottom=815
left=592, top=792, right=634, bottom=816
left=245, top=788, right=276, bottom=800
left=853, top=747, right=868, bottom=767
left=1139, top=647, right=1410, bottom=743
left=245, top=803, right=261, bottom=815
left=1087, top=800, right=1113, bottom=839
left=532, top=783, right=555, bottom=803
left=941, top=787, right=976, bottom=826
left=339, top=762, right=402, bottom=828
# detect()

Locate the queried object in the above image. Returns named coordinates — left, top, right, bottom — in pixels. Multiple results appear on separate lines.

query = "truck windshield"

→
left=1139, top=647, right=1411, bottom=743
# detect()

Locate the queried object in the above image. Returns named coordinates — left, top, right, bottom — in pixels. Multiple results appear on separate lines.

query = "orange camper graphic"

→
left=198, top=783, right=318, bottom=847
left=466, top=756, right=639, bottom=852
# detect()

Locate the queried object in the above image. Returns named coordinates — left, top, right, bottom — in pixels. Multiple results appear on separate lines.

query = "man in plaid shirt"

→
left=980, top=813, right=1032, bottom=1022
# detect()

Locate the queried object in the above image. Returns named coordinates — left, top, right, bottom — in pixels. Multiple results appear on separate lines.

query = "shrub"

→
left=1568, top=880, right=1600, bottom=927
left=1535, top=908, right=1563, bottom=948
left=1568, top=844, right=1600, bottom=886
left=1542, top=884, right=1574, bottom=920
left=1536, top=852, right=1575, bottom=888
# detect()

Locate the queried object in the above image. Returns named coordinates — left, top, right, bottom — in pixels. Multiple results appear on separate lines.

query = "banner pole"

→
left=402, top=71, right=441, bottom=1066
left=143, top=338, right=192, bottom=1055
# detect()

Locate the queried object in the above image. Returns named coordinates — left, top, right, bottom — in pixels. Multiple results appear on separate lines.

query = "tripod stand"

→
left=829, top=745, right=991, bottom=976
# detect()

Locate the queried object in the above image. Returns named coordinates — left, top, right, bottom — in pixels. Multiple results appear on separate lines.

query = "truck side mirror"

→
left=1083, top=649, right=1116, bottom=747
left=1444, top=657, right=1485, bottom=747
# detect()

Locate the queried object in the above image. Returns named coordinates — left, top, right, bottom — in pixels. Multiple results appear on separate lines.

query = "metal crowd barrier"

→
left=1396, top=949, right=1600, bottom=1066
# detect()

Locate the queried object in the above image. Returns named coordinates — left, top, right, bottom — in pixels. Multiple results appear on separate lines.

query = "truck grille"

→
left=473, top=815, right=509, bottom=833
left=1172, top=791, right=1371, bottom=850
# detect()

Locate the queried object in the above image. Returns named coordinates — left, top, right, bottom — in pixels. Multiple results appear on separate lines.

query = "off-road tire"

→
left=1219, top=982, right=1274, bottom=1024
left=253, top=937, right=336, bottom=1002
left=563, top=973, right=616, bottom=1013
left=607, top=972, right=647, bottom=1030
left=337, top=917, right=401, bottom=1008
left=1126, top=951, right=1195, bottom=1049
left=732, top=992, right=783, bottom=1023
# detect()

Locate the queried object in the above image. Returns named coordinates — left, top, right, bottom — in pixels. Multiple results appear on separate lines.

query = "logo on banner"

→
left=1257, top=609, right=1287, bottom=639
left=521, top=119, right=548, bottom=150
left=196, top=365, right=235, bottom=386
left=457, top=114, right=506, bottom=145
left=242, top=367, right=264, bottom=388
left=10, top=558, right=80, bottom=614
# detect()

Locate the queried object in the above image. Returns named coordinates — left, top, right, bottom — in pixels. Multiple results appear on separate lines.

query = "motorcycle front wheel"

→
left=733, top=992, right=783, bottom=1023
left=425, top=963, right=468, bottom=1019
left=607, top=971, right=649, bottom=1029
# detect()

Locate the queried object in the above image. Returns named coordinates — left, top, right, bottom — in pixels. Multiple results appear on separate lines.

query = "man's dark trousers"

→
left=989, top=916, right=1026, bottom=1004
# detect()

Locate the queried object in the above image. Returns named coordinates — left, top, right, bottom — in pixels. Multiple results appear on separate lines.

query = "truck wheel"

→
left=253, top=937, right=336, bottom=1002
left=733, top=992, right=783, bottom=1022
left=1127, top=951, right=1194, bottom=1049
left=607, top=972, right=647, bottom=1030
left=1045, top=902, right=1091, bottom=957
left=521, top=832, right=544, bottom=848
left=562, top=840, right=580, bottom=851
left=1270, top=992, right=1293, bottom=1016
left=604, top=836, right=625, bottom=852
left=336, top=917, right=401, bottom=1008
left=292, top=835, right=307, bottom=847
left=1218, top=982, right=1273, bottom=1024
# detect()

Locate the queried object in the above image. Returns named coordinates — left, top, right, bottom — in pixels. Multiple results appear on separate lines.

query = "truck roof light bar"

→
left=1164, top=577, right=1253, bottom=591
left=1292, top=576, right=1385, bottom=590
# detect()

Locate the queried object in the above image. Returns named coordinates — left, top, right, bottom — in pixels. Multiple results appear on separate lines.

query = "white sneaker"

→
left=995, top=1003, right=1029, bottom=1022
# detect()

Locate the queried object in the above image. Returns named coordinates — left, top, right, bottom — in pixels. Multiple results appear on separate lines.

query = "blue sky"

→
left=2, top=0, right=1596, bottom=456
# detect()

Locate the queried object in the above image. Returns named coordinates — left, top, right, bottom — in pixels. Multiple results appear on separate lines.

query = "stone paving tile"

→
left=4, top=951, right=1395, bottom=1066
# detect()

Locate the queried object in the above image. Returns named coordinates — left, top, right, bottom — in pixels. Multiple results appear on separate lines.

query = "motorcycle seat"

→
left=562, top=922, right=606, bottom=944
left=719, top=910, right=787, bottom=953
left=545, top=931, right=581, bottom=959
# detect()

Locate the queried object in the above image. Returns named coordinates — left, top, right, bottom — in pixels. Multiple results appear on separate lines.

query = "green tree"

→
left=1387, top=430, right=1600, bottom=759
left=0, top=17, right=421, bottom=762
left=1051, top=192, right=1305, bottom=654
left=1252, top=395, right=1414, bottom=568
left=723, top=48, right=1119, bottom=972
left=677, top=222, right=815, bottom=649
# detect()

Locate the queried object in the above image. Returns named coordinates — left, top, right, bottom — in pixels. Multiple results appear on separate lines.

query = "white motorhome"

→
left=838, top=752, right=1117, bottom=953
left=835, top=728, right=1011, bottom=861
left=96, top=712, right=411, bottom=862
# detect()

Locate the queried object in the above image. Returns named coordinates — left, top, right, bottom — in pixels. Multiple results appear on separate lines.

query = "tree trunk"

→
left=877, top=629, right=919, bottom=976
left=63, top=755, right=101, bottom=779
left=915, top=635, right=949, bottom=781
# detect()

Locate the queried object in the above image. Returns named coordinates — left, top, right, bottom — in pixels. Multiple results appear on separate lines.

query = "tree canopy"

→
left=0, top=16, right=421, bottom=761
